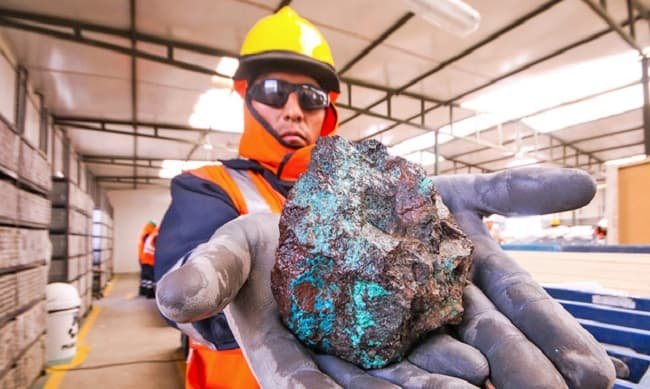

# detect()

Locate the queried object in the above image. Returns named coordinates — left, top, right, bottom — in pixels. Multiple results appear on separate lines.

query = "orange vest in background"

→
left=185, top=165, right=284, bottom=389
left=141, top=228, right=159, bottom=266
left=138, top=223, right=156, bottom=264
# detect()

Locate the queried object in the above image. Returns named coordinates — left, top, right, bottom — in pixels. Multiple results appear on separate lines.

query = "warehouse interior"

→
left=0, top=0, right=649, bottom=388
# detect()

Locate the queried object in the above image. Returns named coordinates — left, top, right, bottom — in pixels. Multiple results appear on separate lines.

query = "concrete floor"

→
left=36, top=273, right=185, bottom=389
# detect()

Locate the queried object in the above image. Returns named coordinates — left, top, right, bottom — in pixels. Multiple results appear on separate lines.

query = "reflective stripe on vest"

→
left=189, top=164, right=285, bottom=215
left=224, top=167, right=274, bottom=214
left=185, top=164, right=286, bottom=389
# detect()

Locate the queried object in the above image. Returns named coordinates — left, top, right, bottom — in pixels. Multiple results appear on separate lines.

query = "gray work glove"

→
left=157, top=212, right=480, bottom=388
left=431, top=167, right=615, bottom=389
left=157, top=167, right=615, bottom=388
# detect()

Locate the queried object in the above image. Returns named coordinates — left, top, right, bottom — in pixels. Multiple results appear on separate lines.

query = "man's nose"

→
left=282, top=92, right=304, bottom=121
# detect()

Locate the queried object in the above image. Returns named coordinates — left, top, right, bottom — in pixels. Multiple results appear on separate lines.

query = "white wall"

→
left=107, top=188, right=171, bottom=273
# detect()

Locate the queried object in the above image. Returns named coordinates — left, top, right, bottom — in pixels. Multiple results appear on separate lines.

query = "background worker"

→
left=141, top=225, right=159, bottom=299
left=155, top=6, right=615, bottom=388
left=137, top=220, right=157, bottom=298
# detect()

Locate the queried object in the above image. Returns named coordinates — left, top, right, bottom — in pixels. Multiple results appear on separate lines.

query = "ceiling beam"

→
left=337, top=101, right=493, bottom=172
left=580, top=0, right=643, bottom=54
left=0, top=7, right=234, bottom=78
left=587, top=140, right=644, bottom=154
left=0, top=8, right=233, bottom=57
left=57, top=121, right=200, bottom=145
left=96, top=175, right=170, bottom=187
left=0, top=8, right=448, bottom=109
left=447, top=124, right=642, bottom=161
left=338, top=100, right=510, bottom=152
left=3, top=5, right=644, bottom=168
left=338, top=12, right=414, bottom=75
left=83, top=155, right=167, bottom=162
left=96, top=175, right=166, bottom=181
left=52, top=116, right=219, bottom=133
left=456, top=140, right=643, bottom=174
left=341, top=0, right=562, bottom=127
left=0, top=15, right=226, bottom=77
left=442, top=130, right=605, bottom=166
left=85, top=160, right=162, bottom=169
left=397, top=0, right=563, bottom=94
left=358, top=13, right=646, bottom=142
left=274, top=0, right=292, bottom=13
left=82, top=156, right=173, bottom=171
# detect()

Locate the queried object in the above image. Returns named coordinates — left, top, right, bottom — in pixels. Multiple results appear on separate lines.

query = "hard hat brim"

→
left=234, top=51, right=340, bottom=93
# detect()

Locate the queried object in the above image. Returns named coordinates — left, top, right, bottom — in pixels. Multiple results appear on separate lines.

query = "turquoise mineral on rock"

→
left=271, top=136, right=473, bottom=369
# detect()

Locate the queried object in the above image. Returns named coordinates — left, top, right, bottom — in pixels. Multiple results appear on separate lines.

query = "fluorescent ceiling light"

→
left=379, top=50, right=648, bottom=160
left=388, top=112, right=500, bottom=156
left=523, top=84, right=643, bottom=133
left=389, top=131, right=448, bottom=156
left=403, top=150, right=444, bottom=166
left=158, top=169, right=179, bottom=179
left=604, top=154, right=646, bottom=166
left=189, top=89, right=243, bottom=133
left=216, top=57, right=239, bottom=77
left=212, top=57, right=239, bottom=87
left=506, top=157, right=538, bottom=168
left=462, top=51, right=642, bottom=118
left=404, top=0, right=480, bottom=36
left=159, top=160, right=215, bottom=179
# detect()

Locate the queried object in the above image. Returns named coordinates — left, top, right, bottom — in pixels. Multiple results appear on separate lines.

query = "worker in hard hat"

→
left=155, top=7, right=339, bottom=388
left=137, top=220, right=156, bottom=297
left=140, top=225, right=159, bottom=299
left=155, top=7, right=615, bottom=389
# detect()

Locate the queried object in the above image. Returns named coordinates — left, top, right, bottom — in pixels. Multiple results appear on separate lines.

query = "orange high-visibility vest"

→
left=141, top=228, right=159, bottom=266
left=138, top=224, right=156, bottom=264
left=185, top=164, right=284, bottom=389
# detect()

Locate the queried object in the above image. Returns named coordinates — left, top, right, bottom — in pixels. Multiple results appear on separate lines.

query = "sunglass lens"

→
left=298, top=87, right=328, bottom=110
left=249, top=80, right=328, bottom=110
left=258, top=80, right=289, bottom=107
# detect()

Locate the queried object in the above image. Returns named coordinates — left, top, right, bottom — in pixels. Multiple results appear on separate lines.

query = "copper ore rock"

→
left=271, top=136, right=474, bottom=369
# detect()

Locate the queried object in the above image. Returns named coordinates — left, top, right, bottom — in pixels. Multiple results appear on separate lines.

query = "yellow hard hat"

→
left=233, top=6, right=339, bottom=92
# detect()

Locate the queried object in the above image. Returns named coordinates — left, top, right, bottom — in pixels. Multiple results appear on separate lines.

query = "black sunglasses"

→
left=248, top=79, right=329, bottom=111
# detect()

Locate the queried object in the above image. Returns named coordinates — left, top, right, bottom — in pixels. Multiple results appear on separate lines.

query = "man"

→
left=156, top=6, right=615, bottom=389
left=137, top=220, right=157, bottom=297
left=155, top=7, right=339, bottom=388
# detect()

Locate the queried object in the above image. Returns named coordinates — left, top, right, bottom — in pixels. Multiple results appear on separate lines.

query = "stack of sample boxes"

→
left=92, top=208, right=114, bottom=295
left=50, top=173, right=95, bottom=318
left=0, top=118, right=49, bottom=388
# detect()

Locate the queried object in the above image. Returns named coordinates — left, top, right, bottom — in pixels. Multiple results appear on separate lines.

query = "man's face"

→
left=250, top=72, right=326, bottom=147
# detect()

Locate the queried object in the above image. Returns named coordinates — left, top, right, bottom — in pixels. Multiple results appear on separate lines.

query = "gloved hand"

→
left=294, top=167, right=617, bottom=389
left=430, top=167, right=616, bottom=389
left=156, top=212, right=482, bottom=388
left=156, top=167, right=616, bottom=388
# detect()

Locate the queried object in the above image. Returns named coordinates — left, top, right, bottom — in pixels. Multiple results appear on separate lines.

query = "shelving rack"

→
left=0, top=111, right=49, bottom=388
left=47, top=122, right=98, bottom=319
left=91, top=205, right=114, bottom=296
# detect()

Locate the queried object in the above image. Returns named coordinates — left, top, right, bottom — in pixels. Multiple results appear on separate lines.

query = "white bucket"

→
left=46, top=283, right=81, bottom=364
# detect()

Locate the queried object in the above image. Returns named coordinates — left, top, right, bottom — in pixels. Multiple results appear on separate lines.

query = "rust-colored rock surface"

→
left=271, top=136, right=473, bottom=369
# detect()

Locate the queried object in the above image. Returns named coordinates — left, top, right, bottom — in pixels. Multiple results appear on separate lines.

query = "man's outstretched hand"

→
left=431, top=167, right=615, bottom=389
left=156, top=167, right=616, bottom=388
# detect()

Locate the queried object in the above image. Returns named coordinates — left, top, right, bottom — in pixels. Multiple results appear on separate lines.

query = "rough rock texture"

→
left=271, top=136, right=474, bottom=369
